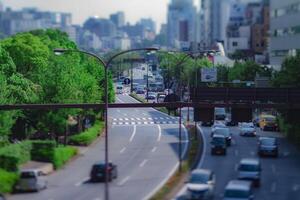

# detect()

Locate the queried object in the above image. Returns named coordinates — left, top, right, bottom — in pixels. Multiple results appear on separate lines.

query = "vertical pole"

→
left=64, top=122, right=68, bottom=146
left=146, top=63, right=149, bottom=102
left=104, top=66, right=109, bottom=200
left=130, top=61, right=133, bottom=93
left=179, top=106, right=182, bottom=172
left=194, top=121, right=197, bottom=140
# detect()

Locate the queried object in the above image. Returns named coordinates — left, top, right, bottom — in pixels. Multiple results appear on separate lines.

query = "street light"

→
left=53, top=47, right=158, bottom=200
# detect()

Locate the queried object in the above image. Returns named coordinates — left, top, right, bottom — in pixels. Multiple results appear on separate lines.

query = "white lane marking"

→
left=293, top=184, right=300, bottom=191
left=136, top=118, right=141, bottom=120
left=120, top=147, right=126, bottom=154
left=142, top=117, right=146, bottom=120
left=92, top=198, right=101, bottom=200
left=116, top=97, right=125, bottom=103
left=235, top=150, right=239, bottom=156
left=131, top=122, right=136, bottom=125
left=148, top=117, right=152, bottom=120
left=130, top=118, right=135, bottom=120
left=113, top=118, right=117, bottom=121
left=139, top=159, right=148, bottom=167
left=125, top=122, right=129, bottom=125
left=160, top=117, right=164, bottom=119
left=129, top=125, right=137, bottom=142
left=271, top=164, right=276, bottom=173
left=162, top=121, right=167, bottom=124
left=144, top=122, right=148, bottom=124
left=118, top=176, right=130, bottom=186
left=112, top=122, right=116, bottom=125
left=151, top=146, right=157, bottom=153
left=150, top=121, right=154, bottom=124
left=119, top=118, right=123, bottom=121
left=197, top=124, right=206, bottom=168
left=234, top=164, right=239, bottom=171
left=75, top=177, right=89, bottom=186
left=125, top=118, right=129, bottom=121
left=271, top=182, right=277, bottom=193
left=157, top=125, right=162, bottom=142
left=118, top=122, right=123, bottom=125
left=137, top=121, right=142, bottom=124
left=154, top=117, right=158, bottom=120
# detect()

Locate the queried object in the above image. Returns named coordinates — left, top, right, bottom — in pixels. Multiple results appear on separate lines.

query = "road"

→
left=176, top=124, right=300, bottom=200
left=9, top=93, right=189, bottom=200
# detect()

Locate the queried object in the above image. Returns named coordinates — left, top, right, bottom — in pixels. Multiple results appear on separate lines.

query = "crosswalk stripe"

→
left=144, top=122, right=148, bottom=124
left=119, top=118, right=123, bottom=121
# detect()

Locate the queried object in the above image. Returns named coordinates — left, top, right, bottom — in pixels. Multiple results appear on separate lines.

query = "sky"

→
left=1, top=0, right=199, bottom=29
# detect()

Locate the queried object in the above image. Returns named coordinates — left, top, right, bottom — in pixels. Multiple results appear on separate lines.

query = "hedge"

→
left=53, top=146, right=78, bottom=169
left=0, top=168, right=19, bottom=193
left=31, top=140, right=56, bottom=162
left=0, top=141, right=32, bottom=171
left=69, top=121, right=104, bottom=146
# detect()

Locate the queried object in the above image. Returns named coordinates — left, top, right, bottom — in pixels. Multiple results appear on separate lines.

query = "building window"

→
left=232, top=42, right=238, bottom=47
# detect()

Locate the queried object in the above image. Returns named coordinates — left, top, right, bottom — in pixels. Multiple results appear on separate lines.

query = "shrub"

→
left=0, top=141, right=32, bottom=171
left=52, top=146, right=77, bottom=169
left=0, top=168, right=19, bottom=193
left=31, top=140, right=56, bottom=162
left=69, top=121, right=104, bottom=146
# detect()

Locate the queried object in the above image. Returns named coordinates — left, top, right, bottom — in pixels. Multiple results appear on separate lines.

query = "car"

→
left=223, top=180, right=254, bottom=200
left=145, top=92, right=156, bottom=100
left=215, top=107, right=226, bottom=120
left=0, top=194, right=6, bottom=200
left=157, top=94, right=166, bottom=103
left=211, top=134, right=227, bottom=155
left=211, top=122, right=227, bottom=137
left=259, top=114, right=278, bottom=131
left=238, top=158, right=261, bottom=187
left=239, top=122, right=256, bottom=137
left=90, top=162, right=118, bottom=182
left=211, top=128, right=232, bottom=146
left=116, top=85, right=123, bottom=94
left=257, top=137, right=279, bottom=157
left=136, top=86, right=145, bottom=94
left=15, top=169, right=47, bottom=192
left=185, top=169, right=215, bottom=200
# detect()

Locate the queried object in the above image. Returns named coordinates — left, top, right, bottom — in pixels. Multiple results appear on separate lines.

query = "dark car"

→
left=211, top=135, right=227, bottom=155
left=257, top=137, right=279, bottom=157
left=211, top=128, right=232, bottom=146
left=90, top=162, right=118, bottom=182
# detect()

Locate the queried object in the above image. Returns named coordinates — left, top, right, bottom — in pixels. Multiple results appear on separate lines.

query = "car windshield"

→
left=215, top=108, right=225, bottom=114
left=241, top=123, right=254, bottom=128
left=21, top=172, right=36, bottom=179
left=212, top=137, right=225, bottom=145
left=214, top=128, right=230, bottom=136
left=225, top=189, right=250, bottom=198
left=189, top=173, right=209, bottom=184
left=261, top=138, right=276, bottom=145
left=265, top=117, right=275, bottom=122
left=239, top=164, right=259, bottom=171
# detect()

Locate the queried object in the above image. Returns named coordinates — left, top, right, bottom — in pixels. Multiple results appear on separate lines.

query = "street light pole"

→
left=146, top=62, right=149, bottom=102
left=54, top=47, right=158, bottom=200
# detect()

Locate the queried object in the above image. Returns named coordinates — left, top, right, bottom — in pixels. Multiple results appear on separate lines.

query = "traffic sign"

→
left=123, top=78, right=131, bottom=85
left=201, top=68, right=217, bottom=82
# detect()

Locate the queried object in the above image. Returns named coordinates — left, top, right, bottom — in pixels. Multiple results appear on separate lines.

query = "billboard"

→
left=201, top=67, right=217, bottom=82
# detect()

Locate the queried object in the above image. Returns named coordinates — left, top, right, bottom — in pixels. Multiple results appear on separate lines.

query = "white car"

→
left=186, top=169, right=215, bottom=200
left=211, top=122, right=227, bottom=137
left=15, top=169, right=47, bottom=192
left=239, top=122, right=256, bottom=137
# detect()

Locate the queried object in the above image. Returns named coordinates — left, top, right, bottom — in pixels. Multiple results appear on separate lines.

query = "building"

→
left=109, top=11, right=125, bottom=28
left=83, top=17, right=117, bottom=38
left=167, top=0, right=197, bottom=48
left=270, top=0, right=300, bottom=69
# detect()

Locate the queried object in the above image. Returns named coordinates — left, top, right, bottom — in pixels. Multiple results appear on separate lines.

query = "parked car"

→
left=239, top=122, right=256, bottom=137
left=215, top=107, right=226, bottom=120
left=211, top=134, right=227, bottom=155
left=223, top=180, right=254, bottom=200
left=136, top=87, right=145, bottom=94
left=211, top=128, right=232, bottom=146
left=238, top=158, right=261, bottom=187
left=145, top=92, right=156, bottom=100
left=0, top=194, right=6, bottom=200
left=211, top=122, right=227, bottom=137
left=257, top=137, right=279, bottom=157
left=259, top=114, right=278, bottom=131
left=15, top=169, right=47, bottom=192
left=186, top=169, right=215, bottom=200
left=90, top=162, right=118, bottom=182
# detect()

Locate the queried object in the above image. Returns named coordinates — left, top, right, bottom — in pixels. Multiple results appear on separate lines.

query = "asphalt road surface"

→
left=176, top=124, right=300, bottom=200
left=9, top=93, right=189, bottom=200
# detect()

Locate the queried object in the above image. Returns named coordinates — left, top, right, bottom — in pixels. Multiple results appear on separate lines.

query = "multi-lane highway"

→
left=177, top=124, right=300, bottom=200
left=9, top=92, right=189, bottom=200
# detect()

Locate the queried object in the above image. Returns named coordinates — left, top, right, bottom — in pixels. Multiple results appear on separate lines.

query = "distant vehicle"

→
left=132, top=83, right=139, bottom=91
left=215, top=107, right=226, bottom=120
left=211, top=122, right=226, bottom=136
left=239, top=122, right=256, bottom=137
left=186, top=169, right=215, bottom=200
left=136, top=87, right=145, bottom=94
left=0, top=194, right=5, bottom=200
left=259, top=114, right=278, bottom=131
left=211, top=134, right=227, bottom=155
left=257, top=137, right=279, bottom=157
left=157, top=94, right=166, bottom=103
left=116, top=85, right=123, bottom=94
left=238, top=158, right=261, bottom=187
left=118, top=76, right=125, bottom=81
left=145, top=92, right=156, bottom=100
left=211, top=128, right=232, bottom=146
left=223, top=180, right=254, bottom=200
left=90, top=162, right=118, bottom=182
left=15, top=169, right=47, bottom=192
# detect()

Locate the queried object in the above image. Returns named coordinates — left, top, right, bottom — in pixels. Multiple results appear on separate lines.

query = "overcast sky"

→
left=1, top=0, right=199, bottom=29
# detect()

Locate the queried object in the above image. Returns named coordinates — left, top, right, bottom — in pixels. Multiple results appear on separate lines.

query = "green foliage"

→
left=228, top=61, right=263, bottom=81
left=53, top=146, right=77, bottom=169
left=69, top=121, right=104, bottom=146
left=31, top=140, right=56, bottom=162
left=0, top=169, right=19, bottom=193
left=0, top=141, right=32, bottom=171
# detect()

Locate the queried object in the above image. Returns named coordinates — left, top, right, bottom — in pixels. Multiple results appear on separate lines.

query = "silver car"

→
left=223, top=180, right=254, bottom=200
left=185, top=169, right=215, bottom=200
left=238, top=158, right=261, bottom=187
left=15, top=169, right=47, bottom=192
left=239, top=123, right=256, bottom=137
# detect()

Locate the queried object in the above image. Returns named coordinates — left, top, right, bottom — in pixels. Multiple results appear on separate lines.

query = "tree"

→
left=228, top=61, right=263, bottom=81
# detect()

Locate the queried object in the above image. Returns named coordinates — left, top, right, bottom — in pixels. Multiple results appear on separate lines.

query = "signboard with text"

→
left=201, top=68, right=217, bottom=82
